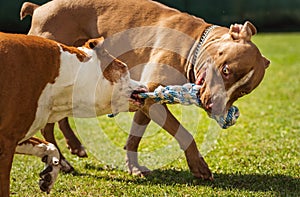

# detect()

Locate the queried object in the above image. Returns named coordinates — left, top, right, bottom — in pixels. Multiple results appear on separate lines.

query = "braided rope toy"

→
left=108, top=83, right=240, bottom=129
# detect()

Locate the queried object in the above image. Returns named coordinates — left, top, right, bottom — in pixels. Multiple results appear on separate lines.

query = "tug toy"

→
left=108, top=83, right=240, bottom=129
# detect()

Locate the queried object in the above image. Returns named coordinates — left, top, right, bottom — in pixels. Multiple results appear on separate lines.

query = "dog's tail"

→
left=20, top=2, right=40, bottom=20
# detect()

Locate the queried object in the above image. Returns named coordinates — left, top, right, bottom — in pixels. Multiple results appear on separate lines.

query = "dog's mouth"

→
left=129, top=87, right=148, bottom=107
left=196, top=70, right=211, bottom=111
left=196, top=70, right=206, bottom=86
left=197, top=69, right=225, bottom=115
left=194, top=68, right=240, bottom=129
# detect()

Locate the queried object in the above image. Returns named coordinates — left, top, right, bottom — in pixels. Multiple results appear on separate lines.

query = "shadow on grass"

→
left=73, top=164, right=299, bottom=195
left=147, top=169, right=299, bottom=195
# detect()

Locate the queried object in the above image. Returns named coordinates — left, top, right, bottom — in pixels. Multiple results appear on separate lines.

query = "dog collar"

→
left=187, top=25, right=218, bottom=82
left=192, top=25, right=218, bottom=71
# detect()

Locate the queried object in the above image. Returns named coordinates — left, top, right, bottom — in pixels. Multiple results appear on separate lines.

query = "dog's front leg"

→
left=148, top=103, right=213, bottom=180
left=15, top=137, right=60, bottom=194
left=125, top=101, right=213, bottom=180
left=124, top=110, right=152, bottom=176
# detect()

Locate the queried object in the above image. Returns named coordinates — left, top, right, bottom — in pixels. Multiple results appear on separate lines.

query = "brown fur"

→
left=84, top=38, right=129, bottom=83
left=18, top=137, right=50, bottom=147
left=59, top=44, right=90, bottom=62
left=0, top=33, right=143, bottom=196
left=102, top=59, right=128, bottom=83
left=0, top=32, right=61, bottom=197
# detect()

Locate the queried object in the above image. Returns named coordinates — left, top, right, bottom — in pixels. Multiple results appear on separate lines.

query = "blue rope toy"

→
left=108, top=83, right=239, bottom=129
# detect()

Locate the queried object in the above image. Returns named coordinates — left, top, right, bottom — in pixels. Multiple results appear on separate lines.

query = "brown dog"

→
left=0, top=33, right=147, bottom=196
left=20, top=0, right=270, bottom=180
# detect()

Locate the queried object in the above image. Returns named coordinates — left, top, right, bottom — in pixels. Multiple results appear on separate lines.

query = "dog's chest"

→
left=20, top=49, right=95, bottom=140
left=49, top=50, right=114, bottom=118
left=22, top=48, right=130, bottom=141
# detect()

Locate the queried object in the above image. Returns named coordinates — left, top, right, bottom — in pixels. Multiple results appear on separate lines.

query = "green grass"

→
left=11, top=33, right=300, bottom=196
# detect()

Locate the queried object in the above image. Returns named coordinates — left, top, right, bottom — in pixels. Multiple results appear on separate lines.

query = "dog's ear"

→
left=84, top=37, right=105, bottom=49
left=58, top=43, right=91, bottom=62
left=229, top=21, right=257, bottom=41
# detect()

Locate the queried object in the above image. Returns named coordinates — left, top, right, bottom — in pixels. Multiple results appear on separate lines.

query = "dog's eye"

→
left=222, top=64, right=230, bottom=76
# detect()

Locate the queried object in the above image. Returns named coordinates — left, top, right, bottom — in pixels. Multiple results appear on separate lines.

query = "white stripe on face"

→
left=226, top=69, right=254, bottom=102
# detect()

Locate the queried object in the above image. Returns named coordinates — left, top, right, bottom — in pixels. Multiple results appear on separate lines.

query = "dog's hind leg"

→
left=15, top=137, right=60, bottom=194
left=58, top=118, right=87, bottom=158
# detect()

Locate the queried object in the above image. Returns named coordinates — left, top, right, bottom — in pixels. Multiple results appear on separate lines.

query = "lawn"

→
left=10, top=33, right=300, bottom=196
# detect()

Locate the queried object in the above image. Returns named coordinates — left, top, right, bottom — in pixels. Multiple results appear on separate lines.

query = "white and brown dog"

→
left=20, top=0, right=270, bottom=183
left=0, top=33, right=146, bottom=196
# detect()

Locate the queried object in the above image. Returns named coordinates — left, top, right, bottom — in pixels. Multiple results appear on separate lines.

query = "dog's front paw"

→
left=39, top=165, right=54, bottom=193
left=68, top=144, right=88, bottom=158
left=125, top=152, right=151, bottom=177
left=127, top=164, right=152, bottom=177
left=185, top=148, right=213, bottom=180
left=189, top=156, right=213, bottom=180
left=39, top=155, right=60, bottom=193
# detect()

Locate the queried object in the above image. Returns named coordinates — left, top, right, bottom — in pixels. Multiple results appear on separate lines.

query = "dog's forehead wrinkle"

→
left=208, top=42, right=254, bottom=70
left=218, top=40, right=253, bottom=55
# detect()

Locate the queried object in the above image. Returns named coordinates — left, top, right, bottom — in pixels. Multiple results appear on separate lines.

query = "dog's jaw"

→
left=127, top=79, right=148, bottom=111
left=110, top=75, right=148, bottom=114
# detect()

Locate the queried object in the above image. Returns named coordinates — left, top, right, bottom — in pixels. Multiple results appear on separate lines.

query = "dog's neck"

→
left=186, top=25, right=219, bottom=83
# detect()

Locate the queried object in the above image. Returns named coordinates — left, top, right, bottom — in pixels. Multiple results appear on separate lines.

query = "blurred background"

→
left=0, top=0, right=300, bottom=33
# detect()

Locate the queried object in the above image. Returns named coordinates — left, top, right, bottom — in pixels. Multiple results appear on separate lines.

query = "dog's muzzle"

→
left=130, top=86, right=148, bottom=107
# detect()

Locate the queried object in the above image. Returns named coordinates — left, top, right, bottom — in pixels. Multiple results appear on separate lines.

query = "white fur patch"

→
left=226, top=69, right=254, bottom=102
left=21, top=44, right=143, bottom=143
